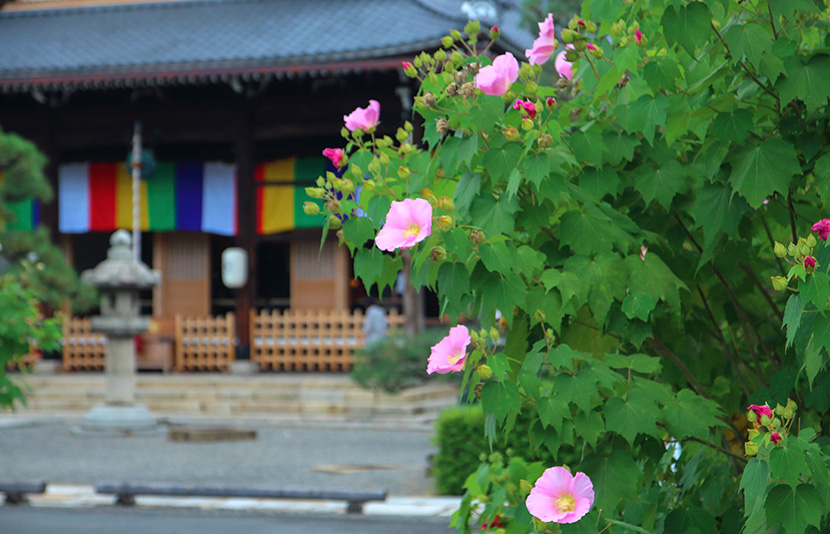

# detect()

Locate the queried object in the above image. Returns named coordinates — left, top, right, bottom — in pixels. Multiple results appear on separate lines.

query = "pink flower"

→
left=546, top=97, right=555, bottom=108
left=427, top=325, right=471, bottom=374
left=525, top=14, right=556, bottom=66
left=555, top=45, right=574, bottom=80
left=640, top=245, right=648, bottom=261
left=402, top=61, right=411, bottom=70
left=634, top=29, right=644, bottom=44
left=747, top=404, right=773, bottom=419
left=375, top=198, right=432, bottom=251
left=526, top=467, right=594, bottom=524
left=770, top=432, right=783, bottom=444
left=322, top=148, right=343, bottom=168
left=805, top=255, right=817, bottom=269
left=576, top=19, right=587, bottom=28
left=513, top=99, right=537, bottom=119
left=812, top=218, right=830, bottom=241
left=475, top=52, right=519, bottom=96
left=343, top=100, right=380, bottom=132
left=586, top=43, right=597, bottom=51
left=480, top=514, right=504, bottom=530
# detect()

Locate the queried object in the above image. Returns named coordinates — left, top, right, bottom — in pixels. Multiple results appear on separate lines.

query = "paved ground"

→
left=0, top=416, right=438, bottom=496
left=0, top=506, right=455, bottom=533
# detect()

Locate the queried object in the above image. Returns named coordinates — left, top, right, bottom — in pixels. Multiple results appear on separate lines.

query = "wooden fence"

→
left=174, top=313, right=236, bottom=371
left=62, top=317, right=107, bottom=371
left=250, top=308, right=404, bottom=371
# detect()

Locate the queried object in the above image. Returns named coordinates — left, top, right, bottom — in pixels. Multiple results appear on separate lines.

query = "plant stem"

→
left=740, top=262, right=783, bottom=321
left=766, top=0, right=779, bottom=40
left=710, top=23, right=780, bottom=104
left=647, top=337, right=712, bottom=400
left=787, top=191, right=798, bottom=243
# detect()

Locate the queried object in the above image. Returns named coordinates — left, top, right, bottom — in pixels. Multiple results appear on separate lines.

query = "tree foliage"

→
left=314, top=0, right=830, bottom=531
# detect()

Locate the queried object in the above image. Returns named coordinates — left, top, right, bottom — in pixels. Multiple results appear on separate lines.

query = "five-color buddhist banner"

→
left=57, top=158, right=328, bottom=236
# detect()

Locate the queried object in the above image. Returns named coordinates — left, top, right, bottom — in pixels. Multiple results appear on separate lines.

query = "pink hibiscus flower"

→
left=805, top=255, right=817, bottom=269
left=747, top=404, right=773, bottom=419
left=344, top=100, right=380, bottom=132
left=526, top=467, right=594, bottom=524
left=555, top=45, right=574, bottom=80
left=322, top=148, right=343, bottom=168
left=770, top=432, right=783, bottom=444
left=812, top=218, right=830, bottom=241
left=375, top=198, right=432, bottom=251
left=475, top=52, right=519, bottom=96
left=513, top=99, right=537, bottom=119
left=634, top=29, right=644, bottom=45
left=525, top=13, right=556, bottom=66
left=427, top=325, right=470, bottom=374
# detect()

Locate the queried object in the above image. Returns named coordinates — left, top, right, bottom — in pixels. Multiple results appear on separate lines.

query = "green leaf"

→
left=525, top=152, right=550, bottom=189
left=482, top=142, right=522, bottom=183
left=776, top=55, right=830, bottom=113
left=479, top=272, right=527, bottom=327
left=800, top=272, right=830, bottom=309
left=664, top=507, right=717, bottom=534
left=602, top=130, right=639, bottom=165
left=783, top=295, right=803, bottom=349
left=728, top=138, right=801, bottom=208
left=580, top=451, right=641, bottom=514
left=340, top=216, right=376, bottom=249
left=437, top=262, right=470, bottom=296
left=452, top=172, right=480, bottom=218
left=480, top=381, right=521, bottom=425
left=554, top=368, right=600, bottom=413
left=537, top=395, right=571, bottom=433
left=724, top=23, right=772, bottom=68
left=805, top=449, right=830, bottom=503
left=769, top=445, right=807, bottom=488
left=469, top=193, right=519, bottom=237
left=354, top=248, right=383, bottom=287
left=579, top=166, right=620, bottom=201
left=604, top=353, right=661, bottom=374
left=604, top=395, right=661, bottom=446
left=569, top=129, right=607, bottom=163
left=661, top=2, right=712, bottom=54
left=617, top=93, right=670, bottom=145
left=770, top=0, right=820, bottom=18
left=634, top=159, right=686, bottom=209
left=622, top=293, right=656, bottom=322
left=574, top=410, right=605, bottom=447
left=643, top=57, right=682, bottom=92
left=689, top=184, right=749, bottom=242
left=741, top=457, right=771, bottom=509
left=664, top=389, right=722, bottom=440
left=765, top=484, right=824, bottom=534
left=625, top=254, right=686, bottom=315
left=589, top=0, right=623, bottom=21
left=564, top=254, right=628, bottom=326
left=804, top=336, right=825, bottom=386
left=457, top=134, right=479, bottom=167
left=478, top=242, right=512, bottom=274
left=814, top=153, right=830, bottom=203
left=712, top=109, right=754, bottom=144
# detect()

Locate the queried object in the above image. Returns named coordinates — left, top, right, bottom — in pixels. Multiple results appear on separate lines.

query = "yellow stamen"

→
left=402, top=223, right=420, bottom=237
left=555, top=494, right=576, bottom=513
left=446, top=350, right=463, bottom=365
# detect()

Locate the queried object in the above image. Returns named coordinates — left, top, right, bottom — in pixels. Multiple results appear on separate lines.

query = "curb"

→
left=19, top=484, right=461, bottom=517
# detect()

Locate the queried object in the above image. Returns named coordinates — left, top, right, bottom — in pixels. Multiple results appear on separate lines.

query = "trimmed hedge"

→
left=351, top=328, right=450, bottom=392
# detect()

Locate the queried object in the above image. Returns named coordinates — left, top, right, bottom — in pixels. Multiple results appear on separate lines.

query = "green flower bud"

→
left=350, top=165, right=361, bottom=178
left=303, top=201, right=320, bottom=216
left=775, top=403, right=786, bottom=416
left=305, top=187, right=325, bottom=199
left=438, top=215, right=453, bottom=229
left=434, top=49, right=447, bottom=62
left=397, top=166, right=411, bottom=179
left=325, top=199, right=341, bottom=214
left=565, top=48, right=580, bottom=62
left=771, top=276, right=787, bottom=292
left=470, top=229, right=485, bottom=245
left=341, top=178, right=355, bottom=195
left=561, top=28, right=577, bottom=43
left=450, top=51, right=464, bottom=66
left=503, top=126, right=521, bottom=142
left=464, top=20, right=480, bottom=37
left=807, top=234, right=818, bottom=248
left=396, top=128, right=408, bottom=143
left=367, top=158, right=381, bottom=175
left=477, top=364, right=493, bottom=380
left=442, top=35, right=454, bottom=48
left=772, top=417, right=781, bottom=428
left=798, top=242, right=810, bottom=256
left=745, top=441, right=759, bottom=457
left=786, top=398, right=798, bottom=411
left=489, top=327, right=499, bottom=340
left=520, top=479, right=534, bottom=494
left=429, top=246, right=447, bottom=262
left=379, top=153, right=390, bottom=166
left=489, top=25, right=500, bottom=40
left=341, top=127, right=350, bottom=138
left=747, top=428, right=760, bottom=440
left=525, top=80, right=538, bottom=95
left=534, top=309, right=546, bottom=323
left=760, top=414, right=772, bottom=426
left=327, top=216, right=341, bottom=230
left=788, top=243, right=798, bottom=256
left=437, top=196, right=454, bottom=212
left=362, top=179, right=375, bottom=193
left=774, top=241, right=787, bottom=258
left=521, top=118, right=534, bottom=131
left=450, top=29, right=462, bottom=41
left=747, top=409, right=758, bottom=423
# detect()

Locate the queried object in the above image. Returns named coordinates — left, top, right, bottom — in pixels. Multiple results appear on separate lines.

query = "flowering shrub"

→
left=310, top=0, right=830, bottom=531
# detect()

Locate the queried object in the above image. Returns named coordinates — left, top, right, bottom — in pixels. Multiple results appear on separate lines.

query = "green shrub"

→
left=432, top=404, right=580, bottom=495
left=351, top=328, right=449, bottom=392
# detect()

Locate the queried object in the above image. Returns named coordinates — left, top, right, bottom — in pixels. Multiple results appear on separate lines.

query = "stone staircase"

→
left=12, top=372, right=461, bottom=422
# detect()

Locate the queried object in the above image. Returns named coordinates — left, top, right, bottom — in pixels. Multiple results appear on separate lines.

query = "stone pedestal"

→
left=77, top=405, right=162, bottom=436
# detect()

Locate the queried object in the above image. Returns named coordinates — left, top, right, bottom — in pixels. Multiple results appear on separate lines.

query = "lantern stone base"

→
left=74, top=404, right=162, bottom=436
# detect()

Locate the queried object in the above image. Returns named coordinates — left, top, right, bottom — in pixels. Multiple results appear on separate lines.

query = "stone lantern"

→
left=77, top=230, right=161, bottom=435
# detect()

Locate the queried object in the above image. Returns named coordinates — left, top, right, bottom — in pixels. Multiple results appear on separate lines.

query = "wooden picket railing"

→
left=250, top=308, right=404, bottom=371
left=62, top=317, right=107, bottom=371
left=174, top=313, right=236, bottom=371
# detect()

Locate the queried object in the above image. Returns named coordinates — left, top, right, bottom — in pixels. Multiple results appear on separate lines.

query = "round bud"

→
left=477, top=364, right=493, bottom=380
left=303, top=202, right=320, bottom=216
left=774, top=241, right=787, bottom=258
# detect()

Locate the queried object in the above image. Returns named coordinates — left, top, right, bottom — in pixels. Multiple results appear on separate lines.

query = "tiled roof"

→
left=0, top=0, right=533, bottom=91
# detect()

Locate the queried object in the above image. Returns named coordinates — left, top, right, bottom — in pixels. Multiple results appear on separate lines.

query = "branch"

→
left=711, top=23, right=780, bottom=104
left=766, top=0, right=779, bottom=40
left=647, top=337, right=712, bottom=400
left=740, top=262, right=783, bottom=321
left=760, top=213, right=787, bottom=274
left=787, top=191, right=798, bottom=243
left=696, top=285, right=753, bottom=399
left=684, top=435, right=749, bottom=464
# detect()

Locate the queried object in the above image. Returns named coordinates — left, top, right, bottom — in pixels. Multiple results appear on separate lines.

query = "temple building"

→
left=0, top=0, right=530, bottom=370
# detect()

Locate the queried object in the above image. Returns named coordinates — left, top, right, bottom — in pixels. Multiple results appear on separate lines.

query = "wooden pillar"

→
left=234, top=95, right=257, bottom=351
left=39, top=104, right=59, bottom=240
